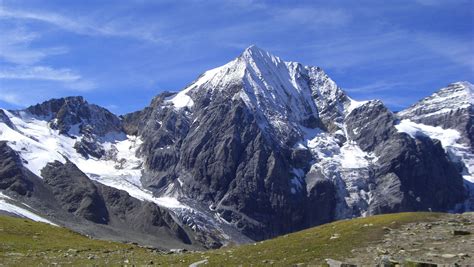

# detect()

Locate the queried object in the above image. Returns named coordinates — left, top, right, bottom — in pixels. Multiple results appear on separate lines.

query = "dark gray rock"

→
left=73, top=132, right=106, bottom=159
left=39, top=159, right=199, bottom=246
left=345, top=100, right=397, bottom=151
left=0, top=110, right=15, bottom=130
left=375, top=134, right=465, bottom=212
left=41, top=160, right=109, bottom=224
left=452, top=229, right=470, bottom=235
left=345, top=100, right=466, bottom=214
left=178, top=98, right=306, bottom=240
left=0, top=141, right=33, bottom=196
left=25, top=96, right=123, bottom=137
left=305, top=177, right=336, bottom=226
left=124, top=88, right=309, bottom=241
left=96, top=184, right=192, bottom=245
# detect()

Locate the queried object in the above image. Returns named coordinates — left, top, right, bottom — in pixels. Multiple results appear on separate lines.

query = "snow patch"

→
left=395, top=119, right=462, bottom=148
left=346, top=98, right=368, bottom=116
left=0, top=109, right=188, bottom=211
left=339, top=142, right=371, bottom=169
left=166, top=89, right=194, bottom=109
left=0, top=192, right=57, bottom=226
left=396, top=119, right=473, bottom=185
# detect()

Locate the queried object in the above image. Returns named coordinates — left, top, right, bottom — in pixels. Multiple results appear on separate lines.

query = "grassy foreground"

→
left=0, top=212, right=442, bottom=266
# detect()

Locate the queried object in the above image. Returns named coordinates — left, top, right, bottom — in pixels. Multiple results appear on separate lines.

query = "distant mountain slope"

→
left=397, top=81, right=474, bottom=210
left=398, top=81, right=473, bottom=147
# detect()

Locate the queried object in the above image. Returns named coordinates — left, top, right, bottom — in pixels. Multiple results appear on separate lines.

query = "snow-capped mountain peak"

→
left=167, top=46, right=354, bottom=140
left=241, top=44, right=284, bottom=67
left=398, top=81, right=473, bottom=121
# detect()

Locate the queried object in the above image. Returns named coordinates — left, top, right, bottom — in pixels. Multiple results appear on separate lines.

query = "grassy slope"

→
left=0, top=212, right=442, bottom=266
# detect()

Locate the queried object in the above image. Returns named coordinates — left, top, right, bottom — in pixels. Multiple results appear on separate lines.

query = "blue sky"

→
left=0, top=0, right=473, bottom=114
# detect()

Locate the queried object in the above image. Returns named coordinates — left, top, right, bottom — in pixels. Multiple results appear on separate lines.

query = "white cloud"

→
left=276, top=7, right=351, bottom=28
left=0, top=66, right=81, bottom=81
left=0, top=7, right=167, bottom=43
left=345, top=80, right=407, bottom=93
left=414, top=0, right=469, bottom=6
left=0, top=27, right=68, bottom=65
left=415, top=33, right=474, bottom=71
left=0, top=13, right=97, bottom=93
left=63, top=79, right=97, bottom=92
left=0, top=91, right=25, bottom=106
left=105, top=104, right=118, bottom=110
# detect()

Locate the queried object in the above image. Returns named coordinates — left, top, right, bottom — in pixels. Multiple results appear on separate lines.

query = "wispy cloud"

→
left=0, top=27, right=68, bottom=65
left=0, top=91, right=25, bottom=106
left=345, top=80, right=407, bottom=93
left=63, top=79, right=97, bottom=92
left=379, top=96, right=419, bottom=110
left=105, top=104, right=118, bottom=110
left=0, top=7, right=167, bottom=43
left=300, top=30, right=422, bottom=70
left=0, top=66, right=80, bottom=81
left=0, top=22, right=97, bottom=93
left=415, top=33, right=474, bottom=71
left=275, top=7, right=351, bottom=28
left=414, top=0, right=470, bottom=6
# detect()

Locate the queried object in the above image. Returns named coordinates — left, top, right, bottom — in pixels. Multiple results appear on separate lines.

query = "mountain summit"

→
left=0, top=46, right=472, bottom=248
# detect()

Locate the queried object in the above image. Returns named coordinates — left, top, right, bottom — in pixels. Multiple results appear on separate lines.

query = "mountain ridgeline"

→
left=0, top=46, right=472, bottom=248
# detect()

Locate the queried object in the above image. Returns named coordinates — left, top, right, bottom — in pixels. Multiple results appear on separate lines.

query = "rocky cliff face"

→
left=0, top=46, right=471, bottom=248
left=398, top=82, right=473, bottom=148
left=396, top=81, right=474, bottom=210
left=25, top=96, right=123, bottom=137
left=346, top=101, right=466, bottom=213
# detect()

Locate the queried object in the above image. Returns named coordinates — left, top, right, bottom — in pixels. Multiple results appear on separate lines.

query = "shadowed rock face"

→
left=39, top=160, right=196, bottom=246
left=0, top=141, right=33, bottom=196
left=125, top=91, right=308, bottom=240
left=41, top=160, right=110, bottom=224
left=374, top=135, right=465, bottom=212
left=305, top=178, right=336, bottom=226
left=0, top=110, right=15, bottom=130
left=97, top=184, right=192, bottom=245
left=345, top=100, right=397, bottom=152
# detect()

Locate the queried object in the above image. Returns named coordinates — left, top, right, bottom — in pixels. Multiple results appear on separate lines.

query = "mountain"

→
left=397, top=81, right=474, bottom=210
left=0, top=46, right=472, bottom=248
left=398, top=82, right=473, bottom=147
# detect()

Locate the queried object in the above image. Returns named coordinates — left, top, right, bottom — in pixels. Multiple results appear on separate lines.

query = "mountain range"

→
left=0, top=45, right=472, bottom=249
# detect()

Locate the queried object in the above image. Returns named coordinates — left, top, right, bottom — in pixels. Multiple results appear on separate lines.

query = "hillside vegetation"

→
left=1, top=212, right=470, bottom=266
